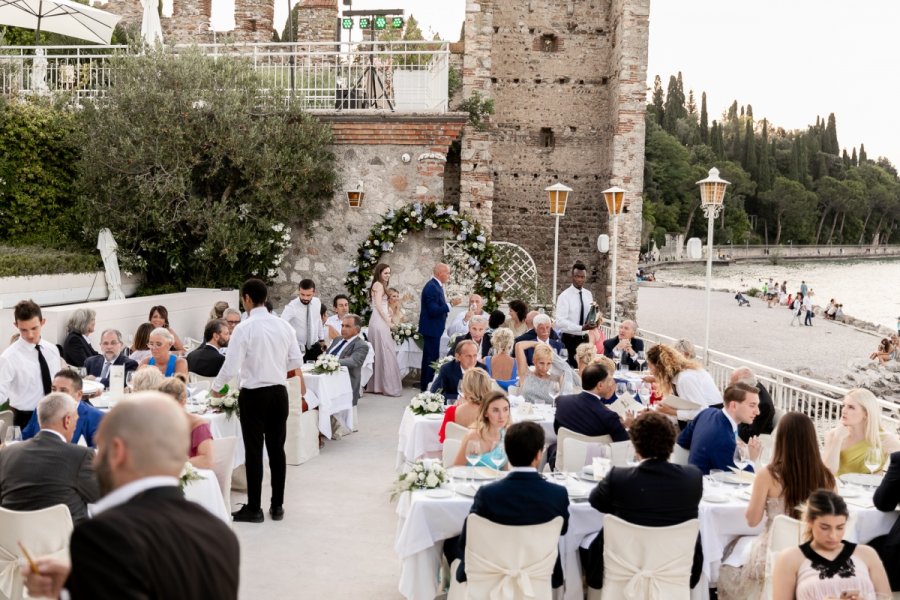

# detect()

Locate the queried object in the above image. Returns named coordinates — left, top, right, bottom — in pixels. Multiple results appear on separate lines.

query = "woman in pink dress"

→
left=366, top=263, right=403, bottom=396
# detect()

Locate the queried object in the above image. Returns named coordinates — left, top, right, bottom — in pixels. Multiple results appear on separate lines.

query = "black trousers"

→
left=238, top=385, right=289, bottom=510
left=561, top=333, right=587, bottom=368
left=303, top=343, right=324, bottom=363
left=11, top=408, right=33, bottom=429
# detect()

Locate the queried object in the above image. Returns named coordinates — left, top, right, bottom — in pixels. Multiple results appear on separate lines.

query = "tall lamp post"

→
left=546, top=182, right=572, bottom=311
left=697, top=167, right=730, bottom=365
left=602, top=186, right=626, bottom=329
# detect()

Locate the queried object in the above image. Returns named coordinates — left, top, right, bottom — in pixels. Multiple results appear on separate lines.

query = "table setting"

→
left=300, top=362, right=354, bottom=439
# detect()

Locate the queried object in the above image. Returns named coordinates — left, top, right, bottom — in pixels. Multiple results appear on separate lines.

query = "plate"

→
left=736, top=488, right=752, bottom=501
left=712, top=471, right=755, bottom=485
left=839, top=486, right=862, bottom=498
left=702, top=493, right=731, bottom=504
left=455, top=483, right=479, bottom=497
left=565, top=484, right=589, bottom=498
left=424, top=488, right=453, bottom=499
left=516, top=414, right=544, bottom=422
left=840, top=473, right=883, bottom=488
left=91, top=394, right=111, bottom=409
left=81, top=379, right=104, bottom=396
left=448, top=466, right=502, bottom=481
left=423, top=413, right=445, bottom=420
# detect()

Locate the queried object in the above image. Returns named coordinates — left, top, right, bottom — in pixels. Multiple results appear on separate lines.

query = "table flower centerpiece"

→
left=391, top=458, right=449, bottom=501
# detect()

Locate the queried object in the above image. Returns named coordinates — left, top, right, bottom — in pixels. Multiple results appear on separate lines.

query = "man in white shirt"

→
left=0, top=300, right=62, bottom=427
left=280, top=278, right=325, bottom=362
left=446, top=294, right=490, bottom=338
left=324, top=294, right=350, bottom=344
left=212, top=278, right=303, bottom=523
left=555, top=262, right=598, bottom=367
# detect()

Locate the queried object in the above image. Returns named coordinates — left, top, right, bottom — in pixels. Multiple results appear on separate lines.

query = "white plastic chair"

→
left=210, top=436, right=237, bottom=507
left=443, top=439, right=461, bottom=468
left=609, top=440, right=634, bottom=467
left=445, top=421, right=469, bottom=442
left=669, top=444, right=690, bottom=465
left=763, top=514, right=801, bottom=600
left=285, top=376, right=319, bottom=465
left=447, top=514, right=564, bottom=600
left=561, top=437, right=606, bottom=473
left=599, top=515, right=699, bottom=600
left=556, top=427, right=611, bottom=471
left=0, top=505, right=74, bottom=600
left=188, top=372, right=216, bottom=385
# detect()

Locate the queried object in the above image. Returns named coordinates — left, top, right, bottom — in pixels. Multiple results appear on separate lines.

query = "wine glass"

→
left=612, top=347, right=622, bottom=371
left=466, top=440, right=481, bottom=486
left=638, top=382, right=652, bottom=406
left=4, top=426, right=22, bottom=445
left=125, top=371, right=134, bottom=391
left=636, top=351, right=646, bottom=371
left=864, top=446, right=884, bottom=475
left=616, top=382, right=627, bottom=398
left=734, top=444, right=752, bottom=490
left=76, top=367, right=87, bottom=378
left=592, top=444, right=611, bottom=480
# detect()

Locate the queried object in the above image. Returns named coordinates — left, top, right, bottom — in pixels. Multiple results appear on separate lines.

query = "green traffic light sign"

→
left=374, top=16, right=387, bottom=30
left=391, top=17, right=403, bottom=29
left=341, top=17, right=353, bottom=29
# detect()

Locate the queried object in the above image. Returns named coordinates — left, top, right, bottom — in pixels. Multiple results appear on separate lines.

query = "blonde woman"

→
left=158, top=377, right=214, bottom=470
left=575, top=342, right=598, bottom=376
left=673, top=338, right=697, bottom=360
left=453, top=391, right=510, bottom=468
left=645, top=344, right=722, bottom=422
left=484, top=327, right=517, bottom=391
left=130, top=366, right=165, bottom=392
left=822, top=388, right=900, bottom=476
left=515, top=341, right=563, bottom=404
left=439, top=368, right=493, bottom=443
left=209, top=301, right=229, bottom=321
left=387, top=287, right=407, bottom=326
left=139, top=327, right=189, bottom=381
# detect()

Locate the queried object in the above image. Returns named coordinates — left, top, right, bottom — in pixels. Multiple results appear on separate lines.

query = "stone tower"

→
left=459, top=0, right=649, bottom=319
left=233, top=0, right=275, bottom=42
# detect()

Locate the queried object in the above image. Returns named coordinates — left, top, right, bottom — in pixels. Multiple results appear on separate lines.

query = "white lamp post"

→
left=546, top=182, right=572, bottom=310
left=602, top=185, right=626, bottom=329
left=696, top=167, right=730, bottom=365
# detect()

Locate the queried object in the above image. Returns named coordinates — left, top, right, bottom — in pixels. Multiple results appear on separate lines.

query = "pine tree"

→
left=687, top=90, right=697, bottom=115
left=859, top=144, right=867, bottom=164
left=851, top=147, right=858, bottom=167
left=699, top=92, right=709, bottom=144
left=743, top=120, right=757, bottom=178
left=842, top=149, right=850, bottom=168
left=663, top=75, right=685, bottom=134
left=651, top=75, right=665, bottom=126
left=758, top=120, right=773, bottom=191
left=823, top=113, right=839, bottom=155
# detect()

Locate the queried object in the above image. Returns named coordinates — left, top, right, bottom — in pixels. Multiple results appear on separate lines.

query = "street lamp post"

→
left=696, top=167, right=730, bottom=365
left=601, top=186, right=627, bottom=329
left=546, top=183, right=573, bottom=311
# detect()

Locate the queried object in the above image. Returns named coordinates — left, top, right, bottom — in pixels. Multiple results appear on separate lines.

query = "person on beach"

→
left=790, top=293, right=804, bottom=327
left=734, top=291, right=751, bottom=307
left=870, top=338, right=895, bottom=365
left=802, top=293, right=814, bottom=326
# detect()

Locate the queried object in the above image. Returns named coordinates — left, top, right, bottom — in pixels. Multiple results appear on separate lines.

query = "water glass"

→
left=4, top=426, right=22, bottom=445
left=466, top=441, right=481, bottom=485
left=638, top=382, right=652, bottom=405
left=864, top=446, right=883, bottom=474
left=636, top=351, right=646, bottom=371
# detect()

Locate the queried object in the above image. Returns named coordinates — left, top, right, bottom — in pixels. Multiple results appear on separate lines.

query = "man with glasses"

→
left=84, top=329, right=138, bottom=389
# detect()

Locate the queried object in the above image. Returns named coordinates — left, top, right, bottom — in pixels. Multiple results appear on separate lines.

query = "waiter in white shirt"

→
left=280, top=278, right=325, bottom=362
left=0, top=300, right=62, bottom=427
left=212, top=279, right=303, bottom=524
left=554, top=262, right=598, bottom=368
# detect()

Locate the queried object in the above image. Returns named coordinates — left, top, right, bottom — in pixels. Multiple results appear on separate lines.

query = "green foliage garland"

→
left=344, top=203, right=500, bottom=319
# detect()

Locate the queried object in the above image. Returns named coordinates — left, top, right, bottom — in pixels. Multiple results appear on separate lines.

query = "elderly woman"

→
left=439, top=368, right=494, bottom=443
left=158, top=377, right=214, bottom=470
left=822, top=388, right=900, bottom=476
left=673, top=338, right=697, bottom=360
left=148, top=305, right=185, bottom=353
left=62, top=308, right=100, bottom=367
left=130, top=366, right=165, bottom=392
left=484, top=327, right=517, bottom=391
left=139, top=327, right=188, bottom=380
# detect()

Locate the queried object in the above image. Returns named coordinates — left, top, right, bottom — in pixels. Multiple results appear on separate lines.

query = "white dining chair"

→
left=444, top=421, right=469, bottom=442
left=447, top=514, right=563, bottom=600
left=763, top=514, right=801, bottom=600
left=669, top=444, right=690, bottom=465
left=597, top=515, right=699, bottom=600
left=555, top=428, right=612, bottom=472
left=443, top=439, right=461, bottom=468
left=0, top=505, right=74, bottom=600
left=210, top=436, right=237, bottom=507
left=285, top=375, right=319, bottom=465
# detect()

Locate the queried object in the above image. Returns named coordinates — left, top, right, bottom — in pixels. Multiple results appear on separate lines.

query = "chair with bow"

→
left=445, top=422, right=469, bottom=442
left=599, top=515, right=699, bottom=600
left=285, top=375, right=319, bottom=465
left=210, top=436, right=237, bottom=507
left=762, top=514, right=801, bottom=600
left=556, top=428, right=611, bottom=472
left=0, top=505, right=73, bottom=600
left=447, top=514, right=563, bottom=600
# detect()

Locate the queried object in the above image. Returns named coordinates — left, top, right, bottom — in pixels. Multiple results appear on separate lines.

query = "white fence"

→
left=0, top=41, right=449, bottom=112
left=599, top=320, right=900, bottom=435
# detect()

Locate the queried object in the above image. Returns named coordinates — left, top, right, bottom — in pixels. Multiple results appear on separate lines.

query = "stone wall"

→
left=294, top=0, right=338, bottom=43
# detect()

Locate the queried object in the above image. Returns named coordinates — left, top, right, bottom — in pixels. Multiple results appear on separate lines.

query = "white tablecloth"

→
left=302, top=366, right=354, bottom=439
left=394, top=483, right=898, bottom=600
left=183, top=467, right=230, bottom=523
left=397, top=339, right=424, bottom=379
left=202, top=410, right=245, bottom=467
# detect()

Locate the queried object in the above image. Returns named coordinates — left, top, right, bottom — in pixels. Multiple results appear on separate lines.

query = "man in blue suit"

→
left=513, top=313, right=565, bottom=366
left=677, top=381, right=762, bottom=475
left=430, top=340, right=487, bottom=402
left=549, top=363, right=629, bottom=469
left=83, top=329, right=138, bottom=390
left=450, top=421, right=570, bottom=589
left=22, top=369, right=105, bottom=448
left=419, top=263, right=460, bottom=390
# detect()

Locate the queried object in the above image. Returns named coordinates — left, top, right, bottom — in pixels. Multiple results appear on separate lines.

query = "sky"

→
left=253, top=1, right=900, bottom=166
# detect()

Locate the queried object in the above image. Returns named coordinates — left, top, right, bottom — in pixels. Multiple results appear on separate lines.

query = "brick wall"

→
left=294, top=1, right=338, bottom=43
left=323, top=114, right=466, bottom=152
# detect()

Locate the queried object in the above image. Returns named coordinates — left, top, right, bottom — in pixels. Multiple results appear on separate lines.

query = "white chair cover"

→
left=669, top=444, right=690, bottom=465
left=763, top=514, right=801, bottom=600
left=443, top=439, right=461, bottom=468
left=445, top=421, right=469, bottom=442
left=210, top=436, right=236, bottom=505
left=285, top=376, right=319, bottom=465
left=0, top=411, right=12, bottom=430
left=600, top=515, right=699, bottom=600
left=609, top=440, right=633, bottom=467
left=556, top=428, right=611, bottom=471
left=0, top=505, right=73, bottom=600
left=189, top=372, right=216, bottom=385
left=449, top=514, right=564, bottom=600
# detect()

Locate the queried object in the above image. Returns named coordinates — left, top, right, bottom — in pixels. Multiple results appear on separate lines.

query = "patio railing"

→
left=598, top=320, right=900, bottom=437
left=0, top=41, right=449, bottom=112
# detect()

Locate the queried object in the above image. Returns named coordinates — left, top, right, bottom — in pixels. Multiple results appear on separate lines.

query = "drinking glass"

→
left=612, top=347, right=622, bottom=371
left=76, top=367, right=87, bottom=378
left=592, top=444, right=611, bottom=479
left=625, top=381, right=636, bottom=396
left=616, top=382, right=627, bottom=398
left=125, top=371, right=134, bottom=391
left=734, top=445, right=752, bottom=490
left=4, top=426, right=22, bottom=445
left=864, top=446, right=883, bottom=474
left=466, top=441, right=481, bottom=486
left=638, top=382, right=652, bottom=406
left=636, top=351, right=646, bottom=371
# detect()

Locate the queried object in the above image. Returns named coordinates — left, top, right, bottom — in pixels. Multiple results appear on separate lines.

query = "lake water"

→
left=653, top=259, right=900, bottom=330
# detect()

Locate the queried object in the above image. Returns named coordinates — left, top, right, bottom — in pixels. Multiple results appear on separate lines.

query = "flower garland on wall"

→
left=344, top=202, right=500, bottom=320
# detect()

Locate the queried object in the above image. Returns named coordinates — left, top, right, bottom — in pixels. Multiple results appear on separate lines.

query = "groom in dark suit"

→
left=450, top=421, right=570, bottom=589
left=419, top=263, right=460, bottom=390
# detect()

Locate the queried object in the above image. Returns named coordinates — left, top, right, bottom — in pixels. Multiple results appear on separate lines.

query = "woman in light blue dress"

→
left=453, top=391, right=510, bottom=469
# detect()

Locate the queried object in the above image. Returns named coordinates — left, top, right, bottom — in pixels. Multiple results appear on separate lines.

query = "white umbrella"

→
left=139, top=0, right=162, bottom=45
left=97, top=228, right=126, bottom=301
left=0, top=0, right=121, bottom=44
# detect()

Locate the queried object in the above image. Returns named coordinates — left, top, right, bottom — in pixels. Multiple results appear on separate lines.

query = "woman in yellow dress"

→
left=822, top=388, right=900, bottom=476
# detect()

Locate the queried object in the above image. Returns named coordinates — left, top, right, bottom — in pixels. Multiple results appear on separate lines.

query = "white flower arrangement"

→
left=391, top=459, right=448, bottom=500
left=409, top=391, right=445, bottom=416
left=179, top=461, right=205, bottom=490
left=209, top=387, right=240, bottom=420
left=430, top=355, right=454, bottom=373
left=312, top=353, right=341, bottom=374
left=391, top=322, right=422, bottom=348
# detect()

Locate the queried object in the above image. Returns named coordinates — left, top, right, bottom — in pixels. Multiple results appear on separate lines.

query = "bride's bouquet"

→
left=409, top=391, right=445, bottom=416
left=391, top=459, right=449, bottom=500
left=391, top=322, right=423, bottom=349
left=312, top=353, right=341, bottom=374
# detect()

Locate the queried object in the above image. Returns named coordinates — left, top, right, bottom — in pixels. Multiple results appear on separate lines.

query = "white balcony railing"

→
left=0, top=41, right=449, bottom=112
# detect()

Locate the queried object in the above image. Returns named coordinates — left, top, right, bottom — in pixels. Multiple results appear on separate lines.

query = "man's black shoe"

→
left=232, top=505, right=264, bottom=523
left=269, top=506, right=284, bottom=521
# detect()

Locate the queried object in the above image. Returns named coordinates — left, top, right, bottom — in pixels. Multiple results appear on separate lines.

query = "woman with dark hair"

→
left=772, top=489, right=890, bottom=600
left=504, top=299, right=529, bottom=337
left=718, top=413, right=836, bottom=599
left=128, top=322, right=155, bottom=363
left=148, top=305, right=185, bottom=352
left=365, top=263, right=402, bottom=396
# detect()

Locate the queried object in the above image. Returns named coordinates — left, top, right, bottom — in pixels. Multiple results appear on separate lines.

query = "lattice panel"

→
left=491, top=242, right=538, bottom=304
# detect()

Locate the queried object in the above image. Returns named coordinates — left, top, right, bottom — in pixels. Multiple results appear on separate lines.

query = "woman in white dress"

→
left=366, top=263, right=403, bottom=396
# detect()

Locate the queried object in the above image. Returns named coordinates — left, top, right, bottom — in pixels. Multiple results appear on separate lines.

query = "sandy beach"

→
left=636, top=285, right=885, bottom=386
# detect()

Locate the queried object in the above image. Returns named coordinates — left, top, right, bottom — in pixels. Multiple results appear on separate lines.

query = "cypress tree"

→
left=859, top=144, right=867, bottom=164
left=687, top=90, right=697, bottom=115
left=798, top=138, right=810, bottom=186
left=663, top=75, right=685, bottom=134
left=789, top=140, right=800, bottom=181
left=743, top=120, right=757, bottom=178
left=842, top=149, right=850, bottom=168
left=699, top=92, right=709, bottom=144
left=758, top=120, right=772, bottom=191
left=823, top=113, right=839, bottom=154
left=851, top=147, right=858, bottom=167
left=651, top=75, right=665, bottom=126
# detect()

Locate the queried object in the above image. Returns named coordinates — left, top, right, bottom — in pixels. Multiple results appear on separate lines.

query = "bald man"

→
left=730, top=367, right=775, bottom=442
left=419, top=263, right=461, bottom=390
left=23, top=394, right=240, bottom=600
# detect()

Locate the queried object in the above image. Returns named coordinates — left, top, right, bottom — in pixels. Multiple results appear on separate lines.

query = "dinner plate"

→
left=702, top=493, right=731, bottom=504
left=736, top=488, right=752, bottom=501
left=424, top=488, right=453, bottom=499
left=91, top=394, right=111, bottom=409
left=840, top=473, right=883, bottom=488
left=423, top=413, right=445, bottom=420
left=839, top=486, right=862, bottom=498
left=81, top=379, right=104, bottom=396
left=448, top=466, right=502, bottom=481
left=712, top=471, right=754, bottom=485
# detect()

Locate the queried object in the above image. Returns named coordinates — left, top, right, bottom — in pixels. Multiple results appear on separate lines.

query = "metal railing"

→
left=599, top=320, right=900, bottom=436
left=0, top=41, right=450, bottom=112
